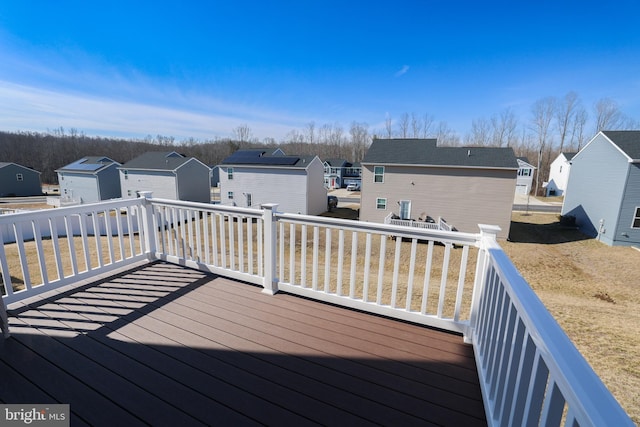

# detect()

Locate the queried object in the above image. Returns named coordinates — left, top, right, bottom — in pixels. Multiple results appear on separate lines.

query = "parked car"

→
left=327, top=195, right=338, bottom=211
left=346, top=183, right=360, bottom=191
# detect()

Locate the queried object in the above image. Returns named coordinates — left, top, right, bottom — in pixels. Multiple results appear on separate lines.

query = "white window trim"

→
left=632, top=207, right=640, bottom=229
left=374, top=166, right=384, bottom=183
left=228, top=167, right=234, bottom=180
left=16, top=173, right=23, bottom=181
left=228, top=191, right=234, bottom=200
left=376, top=197, right=387, bottom=210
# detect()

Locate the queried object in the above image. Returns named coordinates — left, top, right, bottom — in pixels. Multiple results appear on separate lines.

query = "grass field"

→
left=503, top=212, right=639, bottom=424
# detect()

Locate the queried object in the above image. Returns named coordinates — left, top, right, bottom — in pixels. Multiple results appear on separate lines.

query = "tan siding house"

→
left=360, top=139, right=517, bottom=239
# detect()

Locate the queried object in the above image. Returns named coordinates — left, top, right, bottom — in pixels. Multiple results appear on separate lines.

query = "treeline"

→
left=1, top=93, right=638, bottom=194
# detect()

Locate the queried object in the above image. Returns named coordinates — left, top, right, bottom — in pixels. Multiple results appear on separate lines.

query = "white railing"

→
left=0, top=195, right=634, bottom=426
left=384, top=212, right=452, bottom=232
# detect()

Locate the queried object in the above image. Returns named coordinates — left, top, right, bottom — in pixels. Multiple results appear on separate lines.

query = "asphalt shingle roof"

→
left=602, top=131, right=640, bottom=159
left=362, top=138, right=518, bottom=169
left=221, top=150, right=317, bottom=169
left=121, top=152, right=191, bottom=170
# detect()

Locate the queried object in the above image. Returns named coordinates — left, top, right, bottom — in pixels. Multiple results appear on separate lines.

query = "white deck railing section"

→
left=0, top=194, right=633, bottom=426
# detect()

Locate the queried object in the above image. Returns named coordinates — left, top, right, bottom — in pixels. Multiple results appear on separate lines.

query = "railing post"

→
left=465, top=224, right=501, bottom=343
left=261, top=203, right=279, bottom=295
left=0, top=298, right=9, bottom=338
left=138, top=191, right=157, bottom=261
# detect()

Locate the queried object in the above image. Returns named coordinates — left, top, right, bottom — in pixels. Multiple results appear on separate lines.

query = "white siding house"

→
left=515, top=158, right=535, bottom=195
left=220, top=149, right=327, bottom=215
left=360, top=139, right=518, bottom=239
left=545, top=152, right=576, bottom=196
left=56, top=156, right=122, bottom=205
left=562, top=131, right=640, bottom=246
left=119, top=151, right=211, bottom=203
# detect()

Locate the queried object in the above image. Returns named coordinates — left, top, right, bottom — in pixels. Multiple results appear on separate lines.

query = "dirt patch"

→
left=503, top=212, right=640, bottom=423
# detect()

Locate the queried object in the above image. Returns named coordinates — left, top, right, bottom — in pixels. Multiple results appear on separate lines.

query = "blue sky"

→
left=1, top=1, right=639, bottom=141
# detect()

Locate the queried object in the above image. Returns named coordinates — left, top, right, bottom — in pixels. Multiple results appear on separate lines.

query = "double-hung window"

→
left=632, top=207, right=640, bottom=228
left=376, top=198, right=387, bottom=210
left=374, top=166, right=384, bottom=183
left=228, top=167, right=234, bottom=180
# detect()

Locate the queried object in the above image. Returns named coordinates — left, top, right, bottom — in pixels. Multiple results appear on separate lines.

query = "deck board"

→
left=0, top=261, right=486, bottom=426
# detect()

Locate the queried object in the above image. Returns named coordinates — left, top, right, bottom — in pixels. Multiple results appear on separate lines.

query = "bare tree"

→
left=398, top=113, right=410, bottom=138
left=435, top=121, right=459, bottom=146
left=421, top=113, right=435, bottom=138
left=594, top=98, right=627, bottom=132
left=491, top=108, right=518, bottom=147
left=531, top=97, right=556, bottom=195
left=305, top=121, right=316, bottom=144
left=467, top=117, right=491, bottom=146
left=349, top=121, right=370, bottom=162
left=232, top=124, right=252, bottom=144
left=384, top=114, right=393, bottom=138
left=571, top=106, right=588, bottom=151
left=411, top=113, right=422, bottom=138
left=556, top=91, right=580, bottom=152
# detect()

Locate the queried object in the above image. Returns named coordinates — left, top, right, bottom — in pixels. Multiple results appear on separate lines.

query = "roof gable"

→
left=0, top=162, right=41, bottom=173
left=362, top=138, right=518, bottom=169
left=602, top=130, right=640, bottom=160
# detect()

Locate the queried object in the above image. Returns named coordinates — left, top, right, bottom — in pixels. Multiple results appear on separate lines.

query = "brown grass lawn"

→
left=503, top=212, right=640, bottom=423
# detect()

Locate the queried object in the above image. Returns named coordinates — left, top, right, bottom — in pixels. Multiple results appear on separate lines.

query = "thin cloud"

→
left=0, top=81, right=299, bottom=140
left=394, top=65, right=410, bottom=77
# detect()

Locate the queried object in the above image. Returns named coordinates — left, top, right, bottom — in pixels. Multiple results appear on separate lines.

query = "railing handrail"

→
left=278, top=211, right=480, bottom=246
left=479, top=242, right=633, bottom=426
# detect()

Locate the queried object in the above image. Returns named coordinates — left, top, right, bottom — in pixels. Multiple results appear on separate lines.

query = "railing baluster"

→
left=195, top=210, right=203, bottom=262
left=211, top=212, right=218, bottom=266
left=31, top=220, right=48, bottom=286
left=300, top=224, right=307, bottom=288
left=219, top=214, right=226, bottom=268
left=421, top=240, right=434, bottom=314
left=104, top=210, right=115, bottom=264
left=48, top=218, right=63, bottom=281
left=391, top=237, right=402, bottom=308
left=539, top=380, right=565, bottom=426
left=278, top=222, right=284, bottom=283
left=362, top=233, right=372, bottom=302
left=237, top=217, right=244, bottom=272
left=323, top=227, right=330, bottom=293
left=115, top=208, right=126, bottom=261
left=376, top=236, right=386, bottom=305
left=336, top=229, right=344, bottom=295
left=312, top=225, right=320, bottom=291
left=453, top=244, right=470, bottom=321
left=289, top=223, right=295, bottom=284
left=13, top=223, right=31, bottom=289
left=91, top=211, right=103, bottom=269
left=405, top=238, right=417, bottom=310
left=521, top=350, right=548, bottom=427
left=0, top=236, right=14, bottom=297
left=257, top=219, right=263, bottom=276
left=247, top=217, right=253, bottom=275
left=64, top=215, right=78, bottom=276
left=436, top=243, right=451, bottom=317
left=349, top=231, right=358, bottom=298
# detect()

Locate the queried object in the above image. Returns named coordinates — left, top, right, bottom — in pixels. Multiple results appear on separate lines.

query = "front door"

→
left=399, top=200, right=411, bottom=220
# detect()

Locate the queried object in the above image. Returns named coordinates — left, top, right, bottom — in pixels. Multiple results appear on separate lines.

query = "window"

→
left=374, top=166, right=384, bottom=183
left=518, top=168, right=531, bottom=177
left=246, top=193, right=252, bottom=207
left=228, top=167, right=234, bottom=180
left=124, top=170, right=128, bottom=180
left=632, top=207, right=640, bottom=228
left=16, top=173, right=23, bottom=181
left=228, top=191, right=234, bottom=200
left=376, top=198, right=387, bottom=210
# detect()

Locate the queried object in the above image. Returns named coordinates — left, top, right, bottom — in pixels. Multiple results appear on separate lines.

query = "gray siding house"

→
left=220, top=149, right=327, bottom=215
left=562, top=131, right=640, bottom=246
left=56, top=156, right=122, bottom=204
left=0, top=162, right=41, bottom=197
left=360, top=139, right=518, bottom=239
left=119, top=151, right=211, bottom=203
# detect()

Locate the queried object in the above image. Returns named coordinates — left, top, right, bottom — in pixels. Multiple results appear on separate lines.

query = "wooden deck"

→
left=0, top=261, right=486, bottom=426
